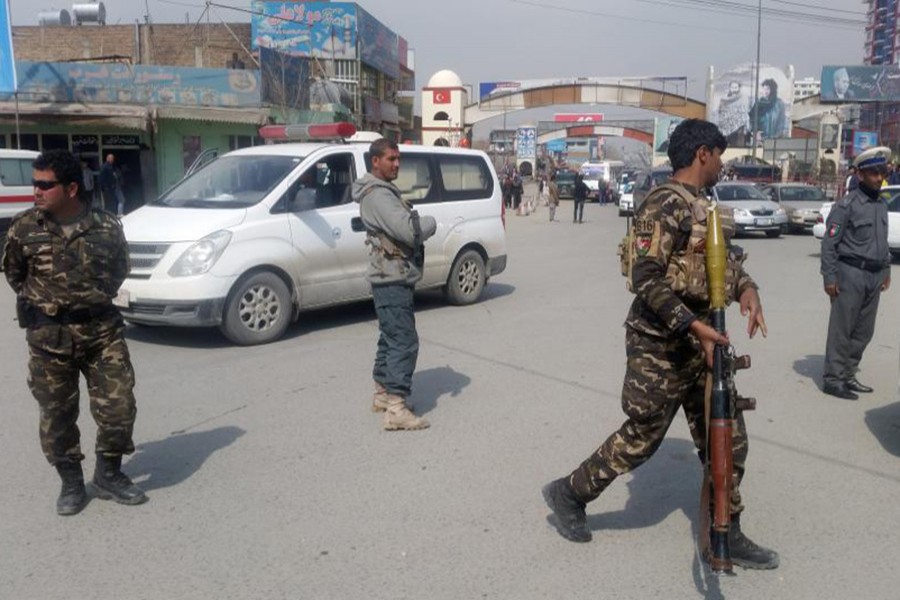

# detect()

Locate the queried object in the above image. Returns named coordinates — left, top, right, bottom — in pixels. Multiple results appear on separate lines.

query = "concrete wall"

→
left=12, top=23, right=253, bottom=69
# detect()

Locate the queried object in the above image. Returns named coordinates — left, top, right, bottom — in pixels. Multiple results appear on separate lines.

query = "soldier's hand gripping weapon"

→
left=700, top=202, right=756, bottom=574
left=410, top=210, right=425, bottom=271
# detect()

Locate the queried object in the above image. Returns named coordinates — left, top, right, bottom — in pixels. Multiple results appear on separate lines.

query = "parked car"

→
left=0, top=149, right=41, bottom=238
left=814, top=186, right=900, bottom=259
left=618, top=181, right=634, bottom=217
left=726, top=162, right=782, bottom=184
left=555, top=169, right=577, bottom=199
left=119, top=134, right=508, bottom=345
left=760, top=183, right=828, bottom=233
left=632, top=166, right=672, bottom=213
left=710, top=181, right=788, bottom=238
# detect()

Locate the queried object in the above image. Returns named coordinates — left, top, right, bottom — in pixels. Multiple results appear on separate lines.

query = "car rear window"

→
left=779, top=186, right=825, bottom=201
left=716, top=185, right=767, bottom=201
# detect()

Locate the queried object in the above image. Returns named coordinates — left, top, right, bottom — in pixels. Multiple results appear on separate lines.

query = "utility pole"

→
left=751, top=0, right=762, bottom=160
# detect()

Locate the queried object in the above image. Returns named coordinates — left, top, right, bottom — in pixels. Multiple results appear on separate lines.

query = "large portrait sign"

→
left=708, top=63, right=793, bottom=148
left=821, top=65, right=900, bottom=102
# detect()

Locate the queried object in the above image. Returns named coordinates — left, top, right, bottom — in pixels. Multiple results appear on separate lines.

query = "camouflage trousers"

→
left=569, top=327, right=748, bottom=516
left=27, top=325, right=137, bottom=465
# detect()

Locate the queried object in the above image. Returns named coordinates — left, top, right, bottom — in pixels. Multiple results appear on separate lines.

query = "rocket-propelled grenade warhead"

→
left=706, top=202, right=728, bottom=311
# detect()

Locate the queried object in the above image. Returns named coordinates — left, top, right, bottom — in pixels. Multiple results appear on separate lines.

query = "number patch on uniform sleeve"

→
left=828, top=223, right=841, bottom=238
left=634, top=220, right=661, bottom=257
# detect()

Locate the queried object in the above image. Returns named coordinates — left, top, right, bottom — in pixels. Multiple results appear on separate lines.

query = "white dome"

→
left=427, top=69, right=463, bottom=88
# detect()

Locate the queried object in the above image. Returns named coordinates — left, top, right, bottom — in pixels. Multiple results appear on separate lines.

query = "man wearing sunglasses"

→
left=820, top=146, right=892, bottom=400
left=2, top=149, right=147, bottom=515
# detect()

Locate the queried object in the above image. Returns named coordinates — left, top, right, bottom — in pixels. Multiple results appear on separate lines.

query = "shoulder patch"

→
left=634, top=220, right=661, bottom=257
left=828, top=223, right=841, bottom=238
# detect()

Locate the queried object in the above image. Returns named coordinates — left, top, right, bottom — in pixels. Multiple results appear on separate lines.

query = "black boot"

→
left=55, top=461, right=88, bottom=516
left=92, top=455, right=148, bottom=505
left=542, top=477, right=592, bottom=543
left=729, top=514, right=779, bottom=569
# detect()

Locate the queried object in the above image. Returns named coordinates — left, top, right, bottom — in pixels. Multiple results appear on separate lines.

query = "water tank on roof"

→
left=72, top=2, right=106, bottom=25
left=38, top=9, right=72, bottom=26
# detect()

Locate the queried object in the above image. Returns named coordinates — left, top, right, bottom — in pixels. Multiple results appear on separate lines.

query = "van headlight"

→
left=734, top=208, right=752, bottom=217
left=168, top=230, right=232, bottom=277
left=775, top=207, right=786, bottom=216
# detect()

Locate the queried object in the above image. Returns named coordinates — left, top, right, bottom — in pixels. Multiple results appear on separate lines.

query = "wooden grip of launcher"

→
left=705, top=203, right=734, bottom=573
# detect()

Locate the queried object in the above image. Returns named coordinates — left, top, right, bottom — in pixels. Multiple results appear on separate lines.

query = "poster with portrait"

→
left=821, top=65, right=900, bottom=103
left=708, top=63, right=794, bottom=148
left=852, top=131, right=878, bottom=156
left=654, top=117, right=683, bottom=157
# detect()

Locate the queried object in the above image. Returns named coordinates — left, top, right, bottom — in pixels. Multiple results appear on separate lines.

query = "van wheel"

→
left=220, top=272, right=291, bottom=345
left=445, top=250, right=486, bottom=305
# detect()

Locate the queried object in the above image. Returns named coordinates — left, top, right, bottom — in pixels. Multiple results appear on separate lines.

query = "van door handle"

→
left=332, top=227, right=342, bottom=240
left=350, top=217, right=365, bottom=232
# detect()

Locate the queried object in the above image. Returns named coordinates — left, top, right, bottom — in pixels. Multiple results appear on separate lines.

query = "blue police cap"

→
left=853, top=146, right=891, bottom=171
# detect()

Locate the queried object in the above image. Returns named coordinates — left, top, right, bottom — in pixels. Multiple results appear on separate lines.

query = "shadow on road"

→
left=865, top=401, right=900, bottom=457
left=124, top=283, right=516, bottom=349
left=411, top=365, right=471, bottom=416
left=792, top=353, right=824, bottom=385
left=124, top=425, right=245, bottom=491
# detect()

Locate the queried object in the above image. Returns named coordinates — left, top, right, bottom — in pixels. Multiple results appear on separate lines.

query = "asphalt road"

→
left=1, top=198, right=898, bottom=600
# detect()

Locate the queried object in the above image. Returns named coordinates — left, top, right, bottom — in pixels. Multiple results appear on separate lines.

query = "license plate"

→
left=756, top=218, right=774, bottom=226
left=112, top=289, right=130, bottom=308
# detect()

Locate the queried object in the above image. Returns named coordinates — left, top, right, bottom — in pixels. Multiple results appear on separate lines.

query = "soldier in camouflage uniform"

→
left=2, top=149, right=147, bottom=516
left=542, top=120, right=779, bottom=570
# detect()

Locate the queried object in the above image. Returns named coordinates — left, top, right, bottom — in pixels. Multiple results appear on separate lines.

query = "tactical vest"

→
left=618, top=183, right=744, bottom=304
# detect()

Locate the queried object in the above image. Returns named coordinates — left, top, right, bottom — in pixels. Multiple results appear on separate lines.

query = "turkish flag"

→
left=433, top=89, right=450, bottom=104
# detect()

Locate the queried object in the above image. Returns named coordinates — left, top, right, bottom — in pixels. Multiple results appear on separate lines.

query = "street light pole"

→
left=751, top=0, right=762, bottom=160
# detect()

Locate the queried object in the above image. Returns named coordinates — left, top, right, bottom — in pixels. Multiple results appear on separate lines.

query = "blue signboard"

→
left=516, top=127, right=536, bottom=159
left=356, top=5, right=398, bottom=80
left=853, top=131, right=879, bottom=156
left=0, top=61, right=261, bottom=107
left=479, top=81, right=521, bottom=100
left=251, top=1, right=358, bottom=60
left=545, top=139, right=567, bottom=152
left=0, top=0, right=16, bottom=94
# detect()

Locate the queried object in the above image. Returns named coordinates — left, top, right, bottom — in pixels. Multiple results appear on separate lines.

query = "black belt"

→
left=22, top=302, right=119, bottom=327
left=839, top=255, right=887, bottom=273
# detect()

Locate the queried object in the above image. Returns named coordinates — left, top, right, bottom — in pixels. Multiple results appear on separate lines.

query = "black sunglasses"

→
left=32, top=179, right=61, bottom=190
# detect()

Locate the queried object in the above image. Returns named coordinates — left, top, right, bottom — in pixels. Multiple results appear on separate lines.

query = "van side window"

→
left=282, top=152, right=356, bottom=212
left=0, top=158, right=32, bottom=186
left=392, top=154, right=435, bottom=204
left=437, top=156, right=493, bottom=201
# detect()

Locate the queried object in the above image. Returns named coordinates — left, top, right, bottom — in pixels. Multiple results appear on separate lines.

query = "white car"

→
left=813, top=185, right=900, bottom=259
left=710, top=182, right=788, bottom=238
left=0, top=149, right=41, bottom=235
left=618, top=181, right=634, bottom=217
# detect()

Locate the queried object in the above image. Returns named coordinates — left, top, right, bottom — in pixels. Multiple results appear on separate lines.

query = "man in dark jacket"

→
left=352, top=139, right=437, bottom=431
left=573, top=173, right=588, bottom=223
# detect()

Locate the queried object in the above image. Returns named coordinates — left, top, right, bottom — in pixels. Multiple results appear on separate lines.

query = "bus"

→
left=580, top=160, right=625, bottom=201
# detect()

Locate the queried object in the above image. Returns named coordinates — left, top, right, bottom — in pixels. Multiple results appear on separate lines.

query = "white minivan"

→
left=0, top=149, right=41, bottom=235
left=118, top=137, right=508, bottom=345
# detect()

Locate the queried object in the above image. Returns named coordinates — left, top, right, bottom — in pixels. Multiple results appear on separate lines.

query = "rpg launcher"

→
left=700, top=202, right=756, bottom=574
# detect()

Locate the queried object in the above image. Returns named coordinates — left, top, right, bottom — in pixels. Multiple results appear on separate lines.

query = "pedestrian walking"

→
left=2, top=149, right=147, bottom=516
left=547, top=173, right=560, bottom=222
left=512, top=170, right=523, bottom=211
left=573, top=173, right=588, bottom=223
left=541, top=119, right=778, bottom=570
left=352, top=138, right=437, bottom=431
left=820, top=146, right=892, bottom=400
left=98, top=153, right=119, bottom=215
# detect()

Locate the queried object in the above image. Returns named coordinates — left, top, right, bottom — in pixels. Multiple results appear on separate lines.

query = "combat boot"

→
left=728, top=514, right=779, bottom=569
left=542, top=477, right=592, bottom=543
left=92, top=454, right=148, bottom=505
left=381, top=394, right=430, bottom=431
left=372, top=381, right=390, bottom=413
left=55, top=461, right=88, bottom=516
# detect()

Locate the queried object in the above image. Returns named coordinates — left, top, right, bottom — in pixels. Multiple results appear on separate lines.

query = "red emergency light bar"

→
left=258, top=122, right=357, bottom=141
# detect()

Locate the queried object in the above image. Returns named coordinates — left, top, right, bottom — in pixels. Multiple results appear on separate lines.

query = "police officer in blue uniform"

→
left=821, top=146, right=892, bottom=400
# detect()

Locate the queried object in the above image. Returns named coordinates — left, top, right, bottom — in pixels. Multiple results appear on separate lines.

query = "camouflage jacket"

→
left=2, top=207, right=129, bottom=349
left=626, top=181, right=757, bottom=339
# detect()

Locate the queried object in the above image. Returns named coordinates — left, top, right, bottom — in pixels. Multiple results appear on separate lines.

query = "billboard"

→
left=654, top=117, right=683, bottom=156
left=479, top=81, right=522, bottom=101
left=554, top=113, right=604, bottom=123
left=821, top=65, right=900, bottom=102
left=0, top=0, right=15, bottom=93
left=2, top=61, right=260, bottom=107
left=357, top=6, right=399, bottom=79
left=852, top=131, right=879, bottom=156
left=708, top=63, right=793, bottom=147
left=516, top=127, right=536, bottom=159
left=251, top=1, right=357, bottom=59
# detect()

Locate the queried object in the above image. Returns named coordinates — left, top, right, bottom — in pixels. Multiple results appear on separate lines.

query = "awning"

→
left=0, top=101, right=149, bottom=130
left=153, top=105, right=269, bottom=126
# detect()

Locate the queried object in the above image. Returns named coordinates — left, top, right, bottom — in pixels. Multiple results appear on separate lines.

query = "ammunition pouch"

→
left=16, top=298, right=118, bottom=329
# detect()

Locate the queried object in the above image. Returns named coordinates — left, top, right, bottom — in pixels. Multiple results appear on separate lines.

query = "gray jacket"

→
left=352, top=173, right=437, bottom=287
left=821, top=186, right=891, bottom=286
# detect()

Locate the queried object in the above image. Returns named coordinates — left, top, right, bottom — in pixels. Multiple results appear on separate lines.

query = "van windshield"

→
left=153, top=155, right=302, bottom=208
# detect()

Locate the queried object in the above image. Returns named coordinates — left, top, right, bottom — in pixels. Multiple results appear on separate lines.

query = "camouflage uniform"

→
left=569, top=182, right=757, bottom=516
left=2, top=207, right=136, bottom=465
